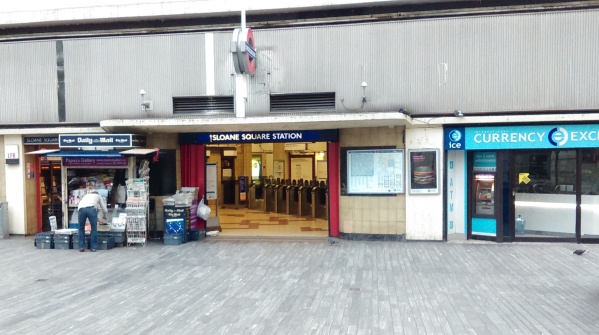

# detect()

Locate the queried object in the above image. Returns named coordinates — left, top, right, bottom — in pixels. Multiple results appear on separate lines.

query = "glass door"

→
left=513, top=150, right=576, bottom=240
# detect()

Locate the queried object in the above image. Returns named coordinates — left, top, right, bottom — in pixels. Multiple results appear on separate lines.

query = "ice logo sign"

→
left=447, top=129, right=463, bottom=149
left=449, top=130, right=462, bottom=142
left=548, top=127, right=568, bottom=147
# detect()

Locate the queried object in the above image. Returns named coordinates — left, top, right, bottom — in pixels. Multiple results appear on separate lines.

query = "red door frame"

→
left=327, top=142, right=340, bottom=237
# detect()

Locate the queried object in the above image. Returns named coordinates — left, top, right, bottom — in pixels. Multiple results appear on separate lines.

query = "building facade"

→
left=1, top=1, right=599, bottom=242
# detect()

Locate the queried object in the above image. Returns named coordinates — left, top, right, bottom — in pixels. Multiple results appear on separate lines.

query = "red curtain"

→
left=180, top=144, right=205, bottom=197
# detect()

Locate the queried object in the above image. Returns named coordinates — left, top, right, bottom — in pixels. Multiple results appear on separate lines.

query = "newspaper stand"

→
left=126, top=178, right=149, bottom=246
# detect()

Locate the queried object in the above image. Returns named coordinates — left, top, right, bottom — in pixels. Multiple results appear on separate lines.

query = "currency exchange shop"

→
left=445, top=124, right=599, bottom=243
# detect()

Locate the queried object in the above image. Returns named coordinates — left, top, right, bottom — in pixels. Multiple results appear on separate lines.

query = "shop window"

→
left=581, top=149, right=599, bottom=238
left=513, top=150, right=576, bottom=238
left=148, top=150, right=177, bottom=196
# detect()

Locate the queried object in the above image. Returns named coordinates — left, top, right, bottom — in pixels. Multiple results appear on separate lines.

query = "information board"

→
left=346, top=149, right=404, bottom=194
left=206, top=163, right=218, bottom=200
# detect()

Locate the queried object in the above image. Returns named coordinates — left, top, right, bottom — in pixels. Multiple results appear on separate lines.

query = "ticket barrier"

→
left=275, top=180, right=288, bottom=213
left=286, top=181, right=300, bottom=215
left=264, top=181, right=276, bottom=212
left=248, top=182, right=265, bottom=211
left=313, top=181, right=328, bottom=219
left=298, top=181, right=313, bottom=217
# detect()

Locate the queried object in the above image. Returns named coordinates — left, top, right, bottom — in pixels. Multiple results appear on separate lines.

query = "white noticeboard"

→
left=206, top=163, right=218, bottom=200
left=317, top=161, right=327, bottom=180
left=347, top=149, right=405, bottom=194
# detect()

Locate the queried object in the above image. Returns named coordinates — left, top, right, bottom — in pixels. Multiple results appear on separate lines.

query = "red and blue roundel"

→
left=232, top=28, right=257, bottom=75
left=244, top=28, right=256, bottom=75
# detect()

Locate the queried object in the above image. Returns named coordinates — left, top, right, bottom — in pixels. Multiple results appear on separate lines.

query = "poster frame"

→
left=408, top=148, right=440, bottom=195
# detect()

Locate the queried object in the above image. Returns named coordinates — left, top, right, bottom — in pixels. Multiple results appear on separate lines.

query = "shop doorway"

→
left=206, top=142, right=329, bottom=237
left=40, top=160, right=63, bottom=231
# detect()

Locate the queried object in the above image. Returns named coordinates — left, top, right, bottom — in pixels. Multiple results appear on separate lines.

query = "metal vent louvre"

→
left=270, top=92, right=335, bottom=113
left=173, top=96, right=234, bottom=115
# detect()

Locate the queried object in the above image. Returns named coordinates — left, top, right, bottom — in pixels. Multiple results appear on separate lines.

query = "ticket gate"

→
left=264, top=180, right=276, bottom=212
left=298, top=181, right=313, bottom=217
left=275, top=180, right=288, bottom=213
left=286, top=181, right=300, bottom=215
left=314, top=181, right=328, bottom=219
left=248, top=182, right=265, bottom=210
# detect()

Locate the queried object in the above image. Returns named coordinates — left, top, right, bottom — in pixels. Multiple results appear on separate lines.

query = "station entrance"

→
left=205, top=141, right=329, bottom=237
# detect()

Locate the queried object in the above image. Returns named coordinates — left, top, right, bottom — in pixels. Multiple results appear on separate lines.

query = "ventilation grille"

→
left=173, top=96, right=234, bottom=115
left=270, top=92, right=336, bottom=113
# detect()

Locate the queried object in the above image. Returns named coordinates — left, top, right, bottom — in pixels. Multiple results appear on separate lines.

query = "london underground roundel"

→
left=232, top=28, right=257, bottom=75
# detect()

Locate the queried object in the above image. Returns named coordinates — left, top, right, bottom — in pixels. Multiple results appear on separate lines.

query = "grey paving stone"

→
left=2, top=237, right=599, bottom=334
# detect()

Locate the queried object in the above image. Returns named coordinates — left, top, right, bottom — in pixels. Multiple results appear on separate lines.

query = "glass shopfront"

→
left=513, top=150, right=576, bottom=239
left=446, top=124, right=599, bottom=243
left=581, top=149, right=599, bottom=239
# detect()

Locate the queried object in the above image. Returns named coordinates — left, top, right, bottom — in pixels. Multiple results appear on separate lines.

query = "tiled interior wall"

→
left=339, top=127, right=406, bottom=235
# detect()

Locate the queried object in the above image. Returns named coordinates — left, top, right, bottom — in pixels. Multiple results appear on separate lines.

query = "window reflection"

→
left=514, top=150, right=576, bottom=238
left=581, top=149, right=599, bottom=238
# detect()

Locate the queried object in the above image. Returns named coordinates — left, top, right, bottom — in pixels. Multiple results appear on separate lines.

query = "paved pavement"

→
left=1, top=235, right=599, bottom=335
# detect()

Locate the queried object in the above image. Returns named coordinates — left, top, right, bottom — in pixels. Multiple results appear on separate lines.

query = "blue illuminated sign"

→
left=473, top=152, right=496, bottom=172
left=445, top=128, right=465, bottom=150
left=180, top=129, right=339, bottom=144
left=446, top=124, right=599, bottom=150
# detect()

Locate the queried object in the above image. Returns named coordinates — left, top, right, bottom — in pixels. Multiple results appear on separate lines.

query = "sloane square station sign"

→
left=180, top=130, right=339, bottom=144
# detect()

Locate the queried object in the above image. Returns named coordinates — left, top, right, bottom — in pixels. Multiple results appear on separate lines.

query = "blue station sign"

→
left=59, top=134, right=146, bottom=148
left=180, top=129, right=339, bottom=144
left=446, top=124, right=599, bottom=150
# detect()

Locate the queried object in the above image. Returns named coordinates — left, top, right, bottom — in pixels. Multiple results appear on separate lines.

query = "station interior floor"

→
left=212, top=207, right=329, bottom=238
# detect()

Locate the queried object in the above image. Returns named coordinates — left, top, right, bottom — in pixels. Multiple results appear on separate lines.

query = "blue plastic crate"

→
left=97, top=237, right=114, bottom=250
left=189, top=229, right=205, bottom=242
left=35, top=232, right=54, bottom=249
left=164, top=233, right=183, bottom=246
left=54, top=240, right=73, bottom=250
left=109, top=231, right=126, bottom=245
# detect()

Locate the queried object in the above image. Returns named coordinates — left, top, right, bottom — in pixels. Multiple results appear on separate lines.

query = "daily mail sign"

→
left=59, top=134, right=146, bottom=148
left=446, top=124, right=599, bottom=150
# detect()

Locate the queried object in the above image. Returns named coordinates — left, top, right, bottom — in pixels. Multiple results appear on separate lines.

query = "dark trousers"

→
left=78, top=206, right=98, bottom=250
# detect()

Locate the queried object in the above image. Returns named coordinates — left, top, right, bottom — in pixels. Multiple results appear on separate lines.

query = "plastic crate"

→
left=109, top=231, right=126, bottom=245
left=97, top=223, right=111, bottom=232
left=98, top=232, right=112, bottom=239
left=35, top=232, right=54, bottom=249
left=54, top=234, right=72, bottom=242
left=54, top=240, right=73, bottom=250
left=164, top=234, right=183, bottom=246
left=189, top=229, right=205, bottom=242
left=97, top=237, right=115, bottom=250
